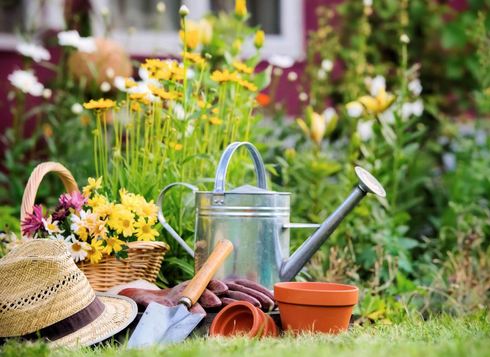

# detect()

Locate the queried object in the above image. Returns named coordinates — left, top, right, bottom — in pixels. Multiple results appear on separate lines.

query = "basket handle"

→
left=20, top=162, right=79, bottom=223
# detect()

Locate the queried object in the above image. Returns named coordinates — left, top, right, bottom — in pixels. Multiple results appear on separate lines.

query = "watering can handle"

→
left=213, top=141, right=268, bottom=194
left=157, top=182, right=198, bottom=258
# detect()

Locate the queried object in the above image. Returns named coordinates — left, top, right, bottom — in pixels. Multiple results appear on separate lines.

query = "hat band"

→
left=21, top=296, right=105, bottom=342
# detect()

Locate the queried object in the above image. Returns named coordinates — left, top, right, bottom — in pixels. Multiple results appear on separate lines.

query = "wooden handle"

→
left=20, top=162, right=79, bottom=224
left=179, top=239, right=233, bottom=307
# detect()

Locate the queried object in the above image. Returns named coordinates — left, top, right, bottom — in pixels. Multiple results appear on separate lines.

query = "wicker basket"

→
left=21, top=161, right=169, bottom=291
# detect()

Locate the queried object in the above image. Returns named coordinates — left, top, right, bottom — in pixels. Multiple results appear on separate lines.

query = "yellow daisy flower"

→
left=86, top=239, right=104, bottom=264
left=235, top=0, right=247, bottom=17
left=233, top=61, right=253, bottom=74
left=135, top=200, right=158, bottom=222
left=210, top=117, right=223, bottom=125
left=83, top=99, right=115, bottom=110
left=103, top=236, right=126, bottom=254
left=76, top=226, right=88, bottom=241
left=182, top=52, right=206, bottom=67
left=93, top=202, right=115, bottom=218
left=108, top=205, right=135, bottom=237
left=148, top=85, right=180, bottom=100
left=237, top=79, right=257, bottom=92
left=87, top=193, right=108, bottom=208
left=357, top=88, right=395, bottom=114
left=134, top=218, right=159, bottom=241
left=82, top=177, right=102, bottom=197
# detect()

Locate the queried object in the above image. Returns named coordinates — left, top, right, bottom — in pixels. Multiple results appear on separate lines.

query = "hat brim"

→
left=51, top=293, right=137, bottom=348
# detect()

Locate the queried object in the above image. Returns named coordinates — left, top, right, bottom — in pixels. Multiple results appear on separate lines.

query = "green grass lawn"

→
left=2, top=313, right=489, bottom=357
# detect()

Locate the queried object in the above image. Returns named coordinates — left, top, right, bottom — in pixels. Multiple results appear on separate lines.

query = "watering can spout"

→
left=279, top=167, right=386, bottom=282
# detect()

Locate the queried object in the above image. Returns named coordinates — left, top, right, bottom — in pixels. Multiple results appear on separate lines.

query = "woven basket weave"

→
left=21, top=162, right=169, bottom=292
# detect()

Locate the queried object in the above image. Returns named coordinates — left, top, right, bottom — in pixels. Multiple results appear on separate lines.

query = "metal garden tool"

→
left=127, top=239, right=233, bottom=348
left=158, top=141, right=386, bottom=289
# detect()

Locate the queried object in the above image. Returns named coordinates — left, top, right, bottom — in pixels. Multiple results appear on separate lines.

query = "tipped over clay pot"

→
left=274, top=282, right=358, bottom=334
left=209, top=301, right=278, bottom=338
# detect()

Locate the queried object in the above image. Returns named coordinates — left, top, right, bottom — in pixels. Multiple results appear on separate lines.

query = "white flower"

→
left=411, top=99, right=424, bottom=116
left=273, top=67, right=283, bottom=77
left=186, top=68, right=195, bottom=79
left=68, top=239, right=89, bottom=262
left=287, top=71, right=298, bottom=81
left=48, top=233, right=66, bottom=241
left=186, top=121, right=195, bottom=137
left=128, top=82, right=159, bottom=103
left=401, top=99, right=424, bottom=119
left=268, top=55, right=295, bottom=69
left=8, top=70, right=44, bottom=96
left=179, top=5, right=189, bottom=16
left=57, top=30, right=96, bottom=53
left=71, top=103, right=83, bottom=114
left=368, top=75, right=386, bottom=96
left=346, top=101, right=363, bottom=118
left=363, top=0, right=373, bottom=6
left=408, top=79, right=422, bottom=96
left=156, top=1, right=166, bottom=13
left=400, top=34, right=410, bottom=44
left=357, top=120, right=374, bottom=141
left=321, top=59, right=333, bottom=72
left=114, top=76, right=128, bottom=92
left=138, top=67, right=161, bottom=87
left=442, top=153, right=456, bottom=171
left=58, top=30, right=80, bottom=47
left=318, top=69, right=327, bottom=80
left=77, top=37, right=97, bottom=53
left=106, top=67, right=115, bottom=78
left=173, top=103, right=185, bottom=120
left=298, top=92, right=308, bottom=102
left=70, top=210, right=88, bottom=232
left=16, top=42, right=51, bottom=62
left=42, top=217, right=62, bottom=234
left=42, top=88, right=52, bottom=99
left=379, top=109, right=395, bottom=124
left=100, top=81, right=111, bottom=92
left=475, top=130, right=487, bottom=146
left=100, top=6, right=110, bottom=16
left=322, top=107, right=337, bottom=123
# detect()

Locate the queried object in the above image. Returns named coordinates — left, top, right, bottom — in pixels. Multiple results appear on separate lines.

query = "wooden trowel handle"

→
left=179, top=239, right=233, bottom=308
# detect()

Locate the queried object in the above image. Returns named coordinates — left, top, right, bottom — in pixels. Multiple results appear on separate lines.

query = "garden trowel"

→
left=127, top=239, right=233, bottom=347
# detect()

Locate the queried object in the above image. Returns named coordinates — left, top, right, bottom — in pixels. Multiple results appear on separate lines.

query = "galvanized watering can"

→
left=158, top=142, right=386, bottom=289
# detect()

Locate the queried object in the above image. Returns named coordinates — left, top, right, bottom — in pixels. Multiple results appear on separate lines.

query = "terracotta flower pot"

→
left=274, top=282, right=358, bottom=334
left=209, top=301, right=278, bottom=338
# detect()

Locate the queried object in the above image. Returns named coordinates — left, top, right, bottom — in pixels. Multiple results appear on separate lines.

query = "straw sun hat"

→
left=0, top=239, right=137, bottom=347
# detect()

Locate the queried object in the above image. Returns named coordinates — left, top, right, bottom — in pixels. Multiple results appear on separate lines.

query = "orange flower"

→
left=42, top=123, right=53, bottom=138
left=256, top=93, right=271, bottom=106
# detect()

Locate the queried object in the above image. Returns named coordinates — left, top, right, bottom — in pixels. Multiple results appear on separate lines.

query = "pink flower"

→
left=59, top=191, right=86, bottom=212
left=21, top=204, right=44, bottom=237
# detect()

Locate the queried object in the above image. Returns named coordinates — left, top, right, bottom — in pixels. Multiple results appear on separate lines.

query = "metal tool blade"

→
left=127, top=302, right=201, bottom=348
left=160, top=309, right=205, bottom=344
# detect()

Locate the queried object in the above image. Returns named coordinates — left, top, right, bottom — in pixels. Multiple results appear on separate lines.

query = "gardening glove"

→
left=221, top=279, right=276, bottom=312
left=118, top=279, right=226, bottom=314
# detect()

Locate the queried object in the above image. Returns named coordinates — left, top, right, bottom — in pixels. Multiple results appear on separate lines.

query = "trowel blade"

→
left=127, top=302, right=204, bottom=348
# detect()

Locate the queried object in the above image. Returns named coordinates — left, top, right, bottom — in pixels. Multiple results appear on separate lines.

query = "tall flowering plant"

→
left=83, top=2, right=269, bottom=201
left=80, top=1, right=269, bottom=283
left=20, top=178, right=160, bottom=264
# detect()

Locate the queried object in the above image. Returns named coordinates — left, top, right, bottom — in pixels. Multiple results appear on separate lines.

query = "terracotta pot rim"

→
left=274, top=282, right=359, bottom=306
left=210, top=301, right=265, bottom=337
left=275, top=282, right=359, bottom=293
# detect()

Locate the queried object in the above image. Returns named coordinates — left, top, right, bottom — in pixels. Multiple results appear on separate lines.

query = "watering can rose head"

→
left=158, top=142, right=386, bottom=289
